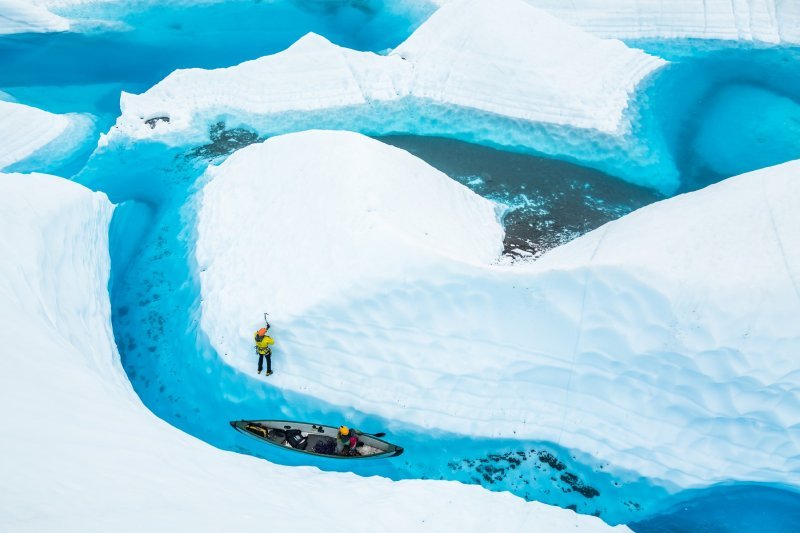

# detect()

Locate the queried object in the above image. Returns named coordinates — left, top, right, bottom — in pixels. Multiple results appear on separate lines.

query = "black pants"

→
left=258, top=350, right=272, bottom=373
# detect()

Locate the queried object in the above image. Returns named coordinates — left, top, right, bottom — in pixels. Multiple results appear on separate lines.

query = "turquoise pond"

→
left=2, top=1, right=800, bottom=530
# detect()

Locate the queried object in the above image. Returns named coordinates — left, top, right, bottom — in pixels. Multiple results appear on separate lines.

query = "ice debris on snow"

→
left=0, top=100, right=94, bottom=171
left=109, top=0, right=665, bottom=143
left=0, top=169, right=625, bottom=531
left=197, top=129, right=800, bottom=490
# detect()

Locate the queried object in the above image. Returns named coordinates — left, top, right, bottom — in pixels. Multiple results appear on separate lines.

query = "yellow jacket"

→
left=254, top=332, right=274, bottom=355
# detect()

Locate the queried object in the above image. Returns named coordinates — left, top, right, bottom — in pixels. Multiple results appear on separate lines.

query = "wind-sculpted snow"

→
left=113, top=32, right=412, bottom=144
left=197, top=130, right=800, bottom=490
left=392, top=0, right=664, bottom=132
left=107, top=0, right=667, bottom=188
left=196, top=130, right=505, bottom=321
left=0, top=0, right=69, bottom=34
left=0, top=100, right=94, bottom=171
left=0, top=170, right=625, bottom=532
left=432, top=0, right=800, bottom=44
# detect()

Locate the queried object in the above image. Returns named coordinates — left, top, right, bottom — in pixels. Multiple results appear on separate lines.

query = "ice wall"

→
left=0, top=169, right=623, bottom=530
left=0, top=100, right=94, bottom=171
left=196, top=130, right=800, bottom=489
left=432, top=0, right=800, bottom=44
left=106, top=0, right=668, bottom=189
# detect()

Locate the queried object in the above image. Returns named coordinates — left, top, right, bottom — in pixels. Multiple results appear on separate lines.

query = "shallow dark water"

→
left=379, top=135, right=663, bottom=258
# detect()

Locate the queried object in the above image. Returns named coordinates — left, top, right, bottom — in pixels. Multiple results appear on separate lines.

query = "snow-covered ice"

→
left=432, top=0, right=800, bottom=44
left=196, top=130, right=800, bottom=489
left=112, top=32, right=411, bottom=143
left=530, top=0, right=800, bottom=44
left=0, top=100, right=94, bottom=171
left=0, top=170, right=627, bottom=532
left=0, top=0, right=69, bottom=34
left=196, top=130, right=504, bottom=321
left=5, top=0, right=799, bottom=527
left=110, top=0, right=665, bottom=141
left=392, top=0, right=664, bottom=132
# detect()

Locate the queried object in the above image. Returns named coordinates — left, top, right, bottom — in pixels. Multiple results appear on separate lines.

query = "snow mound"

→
left=0, top=0, right=69, bottom=34
left=110, top=0, right=664, bottom=142
left=393, top=0, right=664, bottom=132
left=197, top=129, right=800, bottom=489
left=0, top=100, right=94, bottom=171
left=196, top=129, right=504, bottom=345
left=0, top=171, right=621, bottom=531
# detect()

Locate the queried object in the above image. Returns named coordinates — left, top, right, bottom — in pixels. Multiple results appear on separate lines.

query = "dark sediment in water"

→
left=378, top=135, right=663, bottom=259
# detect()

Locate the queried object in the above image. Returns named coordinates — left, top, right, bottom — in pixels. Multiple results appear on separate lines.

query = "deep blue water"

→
left=627, top=41, right=800, bottom=191
left=3, top=2, right=800, bottom=530
left=631, top=484, right=800, bottom=533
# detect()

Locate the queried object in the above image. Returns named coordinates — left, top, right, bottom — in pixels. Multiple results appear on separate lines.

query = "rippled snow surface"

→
left=2, top=2, right=799, bottom=530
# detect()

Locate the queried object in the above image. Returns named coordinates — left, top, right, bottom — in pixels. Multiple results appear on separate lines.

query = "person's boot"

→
left=265, top=370, right=273, bottom=376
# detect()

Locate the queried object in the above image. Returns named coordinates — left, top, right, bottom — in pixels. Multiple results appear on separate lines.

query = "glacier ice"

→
left=0, top=99, right=95, bottom=172
left=0, top=170, right=626, bottom=532
left=392, top=0, right=665, bottom=132
left=196, top=129, right=505, bottom=325
left=0, top=0, right=69, bottom=34
left=196, top=130, right=800, bottom=489
left=433, top=0, right=800, bottom=44
left=5, top=0, right=800, bottom=528
left=106, top=0, right=669, bottom=190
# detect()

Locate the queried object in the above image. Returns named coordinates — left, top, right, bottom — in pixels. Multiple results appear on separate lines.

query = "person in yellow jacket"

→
left=254, top=326, right=275, bottom=376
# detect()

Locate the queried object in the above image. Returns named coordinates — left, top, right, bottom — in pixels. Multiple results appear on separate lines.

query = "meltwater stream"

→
left=77, top=134, right=672, bottom=526
left=76, top=128, right=800, bottom=530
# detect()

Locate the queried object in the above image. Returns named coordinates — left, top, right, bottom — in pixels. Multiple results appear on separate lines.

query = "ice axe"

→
left=263, top=312, right=271, bottom=330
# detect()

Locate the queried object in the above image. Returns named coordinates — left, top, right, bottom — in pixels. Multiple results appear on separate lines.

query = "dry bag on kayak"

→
left=285, top=429, right=307, bottom=450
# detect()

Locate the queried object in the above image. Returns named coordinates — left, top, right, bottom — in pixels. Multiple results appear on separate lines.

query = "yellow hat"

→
left=339, top=425, right=349, bottom=436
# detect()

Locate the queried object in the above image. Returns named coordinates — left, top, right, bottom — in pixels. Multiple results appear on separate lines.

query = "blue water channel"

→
left=3, top=2, right=800, bottom=529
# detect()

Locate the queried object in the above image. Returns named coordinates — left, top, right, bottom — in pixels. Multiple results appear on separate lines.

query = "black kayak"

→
left=230, top=419, right=404, bottom=459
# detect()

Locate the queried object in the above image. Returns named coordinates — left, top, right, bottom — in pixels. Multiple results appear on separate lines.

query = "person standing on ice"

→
left=254, top=326, right=274, bottom=376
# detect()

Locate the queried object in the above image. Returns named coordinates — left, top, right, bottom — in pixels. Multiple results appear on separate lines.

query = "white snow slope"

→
left=110, top=0, right=665, bottom=141
left=0, top=170, right=625, bottom=531
left=0, top=100, right=94, bottom=171
left=518, top=0, right=800, bottom=44
left=0, top=0, right=69, bottom=34
left=197, top=130, right=800, bottom=490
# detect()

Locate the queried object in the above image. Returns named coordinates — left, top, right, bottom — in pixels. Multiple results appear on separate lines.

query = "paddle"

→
left=361, top=432, right=386, bottom=438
